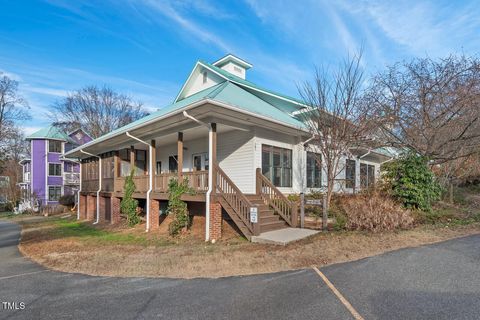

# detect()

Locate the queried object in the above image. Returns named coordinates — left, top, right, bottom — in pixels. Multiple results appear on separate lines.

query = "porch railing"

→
left=80, top=170, right=210, bottom=194
left=215, top=164, right=259, bottom=236
left=154, top=173, right=175, bottom=192
left=63, top=172, right=80, bottom=184
left=184, top=171, right=208, bottom=193
left=256, top=168, right=298, bottom=227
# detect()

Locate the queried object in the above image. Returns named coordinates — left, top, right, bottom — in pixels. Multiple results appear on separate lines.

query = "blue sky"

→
left=1, top=0, right=479, bottom=134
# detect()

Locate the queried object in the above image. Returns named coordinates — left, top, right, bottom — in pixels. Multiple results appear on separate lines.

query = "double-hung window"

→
left=360, top=163, right=376, bottom=188
left=49, top=140, right=62, bottom=153
left=169, top=155, right=178, bottom=172
left=49, top=163, right=61, bottom=176
left=48, top=186, right=62, bottom=201
left=306, top=152, right=322, bottom=188
left=119, top=149, right=130, bottom=177
left=262, top=145, right=292, bottom=187
left=345, top=159, right=356, bottom=189
left=135, top=150, right=146, bottom=175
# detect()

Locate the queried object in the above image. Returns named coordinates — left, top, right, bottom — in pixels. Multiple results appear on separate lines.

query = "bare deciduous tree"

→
left=298, top=54, right=375, bottom=208
left=0, top=73, right=29, bottom=145
left=364, top=54, right=480, bottom=165
left=0, top=129, right=28, bottom=205
left=51, top=85, right=149, bottom=138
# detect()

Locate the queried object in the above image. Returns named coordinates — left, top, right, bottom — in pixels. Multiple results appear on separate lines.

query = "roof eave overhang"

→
left=65, top=99, right=308, bottom=159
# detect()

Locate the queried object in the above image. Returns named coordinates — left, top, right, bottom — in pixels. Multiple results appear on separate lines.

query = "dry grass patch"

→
left=15, top=214, right=480, bottom=278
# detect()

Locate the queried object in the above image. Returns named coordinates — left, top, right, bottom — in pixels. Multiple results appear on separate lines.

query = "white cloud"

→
left=338, top=0, right=480, bottom=56
left=22, top=126, right=43, bottom=136
left=138, top=0, right=233, bottom=53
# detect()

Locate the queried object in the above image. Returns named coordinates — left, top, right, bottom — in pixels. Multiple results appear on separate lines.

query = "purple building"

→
left=20, top=126, right=92, bottom=206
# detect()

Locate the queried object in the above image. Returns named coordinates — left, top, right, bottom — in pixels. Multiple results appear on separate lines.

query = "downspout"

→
left=80, top=150, right=101, bottom=224
left=78, top=162, right=81, bottom=220
left=126, top=132, right=153, bottom=232
left=183, top=111, right=212, bottom=242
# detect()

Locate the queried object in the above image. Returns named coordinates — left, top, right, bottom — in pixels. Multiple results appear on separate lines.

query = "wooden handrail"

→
left=214, top=163, right=260, bottom=235
left=256, top=168, right=298, bottom=227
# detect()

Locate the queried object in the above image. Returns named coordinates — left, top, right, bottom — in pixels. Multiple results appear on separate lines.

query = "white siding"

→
left=154, top=130, right=255, bottom=193
left=218, top=130, right=255, bottom=194
left=182, top=69, right=223, bottom=99
left=154, top=127, right=384, bottom=196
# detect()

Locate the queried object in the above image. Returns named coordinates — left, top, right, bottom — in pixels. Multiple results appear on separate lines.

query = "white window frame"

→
left=48, top=162, right=62, bottom=177
left=48, top=140, right=63, bottom=154
left=47, top=185, right=62, bottom=201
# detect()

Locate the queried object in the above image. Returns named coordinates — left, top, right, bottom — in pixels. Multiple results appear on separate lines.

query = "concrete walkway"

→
left=251, top=228, right=319, bottom=245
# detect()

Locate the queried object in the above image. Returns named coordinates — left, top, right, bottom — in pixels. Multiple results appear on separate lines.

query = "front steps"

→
left=244, top=195, right=288, bottom=233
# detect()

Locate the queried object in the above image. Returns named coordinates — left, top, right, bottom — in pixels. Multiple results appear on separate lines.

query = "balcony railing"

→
left=81, top=170, right=209, bottom=194
left=64, top=172, right=80, bottom=185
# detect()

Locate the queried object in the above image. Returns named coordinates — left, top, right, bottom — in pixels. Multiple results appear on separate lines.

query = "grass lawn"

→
left=11, top=210, right=480, bottom=278
left=0, top=211, right=15, bottom=219
left=5, top=186, right=479, bottom=278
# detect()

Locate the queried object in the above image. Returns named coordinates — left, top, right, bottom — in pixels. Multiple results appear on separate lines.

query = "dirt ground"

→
left=14, top=212, right=480, bottom=279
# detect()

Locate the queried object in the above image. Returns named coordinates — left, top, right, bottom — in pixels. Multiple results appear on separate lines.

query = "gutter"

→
left=380, top=157, right=394, bottom=165
left=126, top=132, right=153, bottom=232
left=80, top=150, right=101, bottom=224
left=182, top=111, right=212, bottom=242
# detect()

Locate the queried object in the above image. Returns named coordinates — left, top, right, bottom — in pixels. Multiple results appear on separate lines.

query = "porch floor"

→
left=251, top=228, right=319, bottom=246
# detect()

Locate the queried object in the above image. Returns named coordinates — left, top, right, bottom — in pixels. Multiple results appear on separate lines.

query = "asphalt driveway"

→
left=1, top=219, right=479, bottom=320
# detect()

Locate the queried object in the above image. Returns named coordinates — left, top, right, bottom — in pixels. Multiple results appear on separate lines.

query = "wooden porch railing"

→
left=256, top=168, right=298, bottom=227
left=184, top=171, right=208, bottom=193
left=215, top=164, right=260, bottom=236
left=154, top=173, right=175, bottom=192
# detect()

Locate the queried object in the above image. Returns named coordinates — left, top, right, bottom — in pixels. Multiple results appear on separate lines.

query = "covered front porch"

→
left=71, top=102, right=308, bottom=242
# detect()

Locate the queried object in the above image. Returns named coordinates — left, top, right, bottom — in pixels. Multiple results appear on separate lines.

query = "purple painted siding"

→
left=47, top=152, right=61, bottom=162
left=48, top=176, right=62, bottom=186
left=27, top=128, right=91, bottom=205
left=32, top=140, right=46, bottom=203
left=68, top=129, right=93, bottom=145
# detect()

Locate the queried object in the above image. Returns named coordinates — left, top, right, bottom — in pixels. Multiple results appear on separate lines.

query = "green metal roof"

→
left=26, top=126, right=75, bottom=143
left=198, top=60, right=306, bottom=107
left=211, top=82, right=304, bottom=128
left=79, top=83, right=228, bottom=144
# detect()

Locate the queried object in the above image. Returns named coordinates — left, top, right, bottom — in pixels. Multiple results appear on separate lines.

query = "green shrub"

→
left=121, top=170, right=140, bottom=227
left=382, top=152, right=441, bottom=211
left=167, top=178, right=194, bottom=236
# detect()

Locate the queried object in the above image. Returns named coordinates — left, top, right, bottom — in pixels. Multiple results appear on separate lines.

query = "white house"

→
left=65, top=54, right=391, bottom=241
